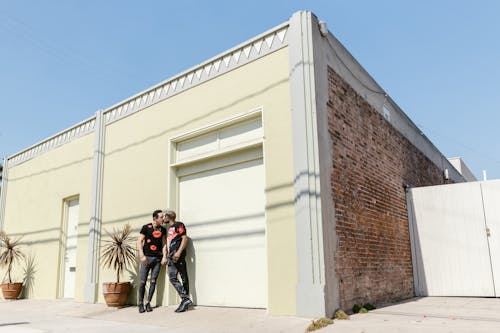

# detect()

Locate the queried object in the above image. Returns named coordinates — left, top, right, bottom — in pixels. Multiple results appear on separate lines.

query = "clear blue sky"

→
left=1, top=1, right=499, bottom=180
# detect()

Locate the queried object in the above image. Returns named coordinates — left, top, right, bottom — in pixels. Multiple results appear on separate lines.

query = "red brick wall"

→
left=327, top=67, right=447, bottom=309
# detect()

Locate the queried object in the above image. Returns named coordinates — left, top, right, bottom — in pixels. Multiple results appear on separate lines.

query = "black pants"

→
left=138, top=256, right=161, bottom=305
left=167, top=256, right=189, bottom=300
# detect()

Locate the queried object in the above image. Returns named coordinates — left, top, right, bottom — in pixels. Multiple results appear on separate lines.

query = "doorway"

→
left=61, top=198, right=79, bottom=298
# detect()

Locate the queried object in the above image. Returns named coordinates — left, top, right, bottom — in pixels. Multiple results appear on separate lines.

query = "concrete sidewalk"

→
left=323, top=297, right=500, bottom=333
left=1, top=297, right=500, bottom=332
left=0, top=300, right=309, bottom=333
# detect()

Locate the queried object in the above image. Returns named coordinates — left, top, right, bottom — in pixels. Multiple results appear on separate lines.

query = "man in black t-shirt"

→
left=164, top=210, right=193, bottom=312
left=136, top=209, right=167, bottom=313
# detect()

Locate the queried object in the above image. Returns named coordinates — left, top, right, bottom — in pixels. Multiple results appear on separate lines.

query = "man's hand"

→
left=173, top=252, right=180, bottom=263
left=140, top=255, right=147, bottom=265
left=161, top=257, right=167, bottom=265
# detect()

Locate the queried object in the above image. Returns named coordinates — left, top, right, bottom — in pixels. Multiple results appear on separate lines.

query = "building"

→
left=447, top=157, right=477, bottom=182
left=0, top=11, right=465, bottom=317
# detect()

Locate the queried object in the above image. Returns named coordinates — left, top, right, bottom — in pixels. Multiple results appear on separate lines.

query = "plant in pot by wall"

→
left=0, top=231, right=25, bottom=300
left=101, top=223, right=136, bottom=307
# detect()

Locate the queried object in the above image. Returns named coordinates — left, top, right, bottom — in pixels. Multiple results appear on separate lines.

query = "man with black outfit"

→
left=137, top=209, right=167, bottom=313
left=164, top=210, right=193, bottom=312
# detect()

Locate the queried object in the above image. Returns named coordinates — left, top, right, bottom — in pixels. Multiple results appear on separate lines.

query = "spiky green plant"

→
left=0, top=231, right=25, bottom=284
left=100, top=224, right=136, bottom=283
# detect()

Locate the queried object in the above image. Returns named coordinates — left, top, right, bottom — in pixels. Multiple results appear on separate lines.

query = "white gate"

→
left=407, top=180, right=500, bottom=297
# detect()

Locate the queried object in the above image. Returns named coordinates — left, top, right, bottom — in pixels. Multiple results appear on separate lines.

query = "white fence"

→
left=407, top=180, right=500, bottom=297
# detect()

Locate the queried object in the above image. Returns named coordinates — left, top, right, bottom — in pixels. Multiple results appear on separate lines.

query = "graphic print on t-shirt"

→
left=168, top=222, right=186, bottom=253
left=140, top=223, right=166, bottom=257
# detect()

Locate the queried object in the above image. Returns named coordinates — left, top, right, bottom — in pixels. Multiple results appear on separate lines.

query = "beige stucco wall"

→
left=98, top=47, right=297, bottom=314
left=2, top=134, right=94, bottom=300
left=2, top=47, right=298, bottom=315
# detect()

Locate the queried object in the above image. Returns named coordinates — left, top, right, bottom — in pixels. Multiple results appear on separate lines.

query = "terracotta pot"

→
left=102, top=282, right=131, bottom=307
left=1, top=283, right=23, bottom=300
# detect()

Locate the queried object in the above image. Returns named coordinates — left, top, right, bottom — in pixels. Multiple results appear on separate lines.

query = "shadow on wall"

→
left=126, top=264, right=139, bottom=306
left=154, top=262, right=167, bottom=306
left=21, top=253, right=37, bottom=299
left=186, top=237, right=197, bottom=305
left=405, top=189, right=428, bottom=297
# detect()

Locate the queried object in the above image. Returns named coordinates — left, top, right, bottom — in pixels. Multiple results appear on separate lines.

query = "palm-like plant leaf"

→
left=0, top=231, right=25, bottom=284
left=100, top=224, right=136, bottom=283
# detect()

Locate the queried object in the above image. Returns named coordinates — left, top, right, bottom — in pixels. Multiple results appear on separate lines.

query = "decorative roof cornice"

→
left=102, top=23, right=288, bottom=125
left=7, top=117, right=96, bottom=168
left=7, top=22, right=289, bottom=168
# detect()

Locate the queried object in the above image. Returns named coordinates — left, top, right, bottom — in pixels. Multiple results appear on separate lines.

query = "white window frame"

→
left=166, top=107, right=264, bottom=214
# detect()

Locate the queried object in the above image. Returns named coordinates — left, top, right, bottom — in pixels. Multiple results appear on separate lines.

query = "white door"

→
left=408, top=182, right=496, bottom=296
left=178, top=158, right=267, bottom=308
left=63, top=199, right=79, bottom=298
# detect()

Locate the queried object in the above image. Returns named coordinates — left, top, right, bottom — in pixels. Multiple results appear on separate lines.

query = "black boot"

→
left=175, top=298, right=193, bottom=313
left=145, top=303, right=153, bottom=312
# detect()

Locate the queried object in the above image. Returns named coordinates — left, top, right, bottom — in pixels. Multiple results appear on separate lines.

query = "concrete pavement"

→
left=323, top=297, right=500, bottom=333
left=1, top=297, right=500, bottom=332
left=0, top=299, right=309, bottom=333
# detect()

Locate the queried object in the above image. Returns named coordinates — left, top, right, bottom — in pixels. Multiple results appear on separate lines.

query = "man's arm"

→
left=161, top=234, right=168, bottom=265
left=167, top=234, right=171, bottom=252
left=137, top=233, right=147, bottom=265
left=173, top=235, right=188, bottom=263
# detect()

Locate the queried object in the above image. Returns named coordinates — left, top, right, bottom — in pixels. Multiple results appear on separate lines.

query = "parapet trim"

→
left=7, top=22, right=289, bottom=168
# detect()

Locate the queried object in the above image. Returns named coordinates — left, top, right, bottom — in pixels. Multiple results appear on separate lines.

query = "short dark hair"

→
left=153, top=209, right=163, bottom=219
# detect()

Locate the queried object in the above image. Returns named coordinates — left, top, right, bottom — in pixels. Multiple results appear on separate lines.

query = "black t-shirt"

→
left=140, top=223, right=166, bottom=257
left=167, top=221, right=187, bottom=257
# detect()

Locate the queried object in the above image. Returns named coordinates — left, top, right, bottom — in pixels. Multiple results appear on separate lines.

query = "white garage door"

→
left=178, top=157, right=267, bottom=308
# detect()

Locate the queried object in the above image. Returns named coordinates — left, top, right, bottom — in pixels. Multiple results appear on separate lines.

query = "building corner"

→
left=288, top=10, right=339, bottom=317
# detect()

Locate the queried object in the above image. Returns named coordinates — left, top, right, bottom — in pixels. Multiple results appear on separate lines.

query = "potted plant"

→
left=101, top=223, right=136, bottom=307
left=0, top=231, right=25, bottom=299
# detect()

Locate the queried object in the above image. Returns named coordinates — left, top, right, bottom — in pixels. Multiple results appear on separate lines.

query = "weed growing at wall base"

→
left=306, top=317, right=334, bottom=332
